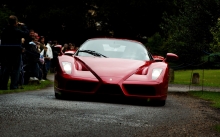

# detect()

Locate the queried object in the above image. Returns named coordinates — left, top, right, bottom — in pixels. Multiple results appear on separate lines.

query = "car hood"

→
left=75, top=56, right=149, bottom=78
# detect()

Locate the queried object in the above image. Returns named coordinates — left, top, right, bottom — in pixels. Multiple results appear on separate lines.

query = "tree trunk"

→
left=192, top=73, right=200, bottom=84
left=169, top=68, right=174, bottom=83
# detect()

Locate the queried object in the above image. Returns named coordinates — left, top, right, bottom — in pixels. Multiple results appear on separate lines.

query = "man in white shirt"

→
left=40, top=41, right=53, bottom=80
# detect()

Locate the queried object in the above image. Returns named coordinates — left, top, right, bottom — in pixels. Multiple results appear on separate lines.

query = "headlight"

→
left=62, top=62, right=72, bottom=74
left=152, top=68, right=163, bottom=80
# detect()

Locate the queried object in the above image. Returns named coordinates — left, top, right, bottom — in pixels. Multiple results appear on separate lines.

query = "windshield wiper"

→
left=77, top=50, right=108, bottom=58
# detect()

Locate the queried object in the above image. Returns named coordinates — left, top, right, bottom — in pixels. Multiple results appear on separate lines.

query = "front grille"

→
left=66, top=80, right=98, bottom=92
left=96, top=84, right=123, bottom=95
left=123, top=84, right=156, bottom=96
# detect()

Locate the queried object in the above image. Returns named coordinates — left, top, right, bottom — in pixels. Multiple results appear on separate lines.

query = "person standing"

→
left=22, top=29, right=35, bottom=63
left=51, top=40, right=59, bottom=72
left=0, top=15, right=29, bottom=90
left=40, top=42, right=53, bottom=80
left=62, top=43, right=68, bottom=53
left=39, top=36, right=46, bottom=52
left=27, top=38, right=40, bottom=81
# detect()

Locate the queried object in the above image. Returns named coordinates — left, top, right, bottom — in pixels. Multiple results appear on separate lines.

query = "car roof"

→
left=85, top=37, right=143, bottom=45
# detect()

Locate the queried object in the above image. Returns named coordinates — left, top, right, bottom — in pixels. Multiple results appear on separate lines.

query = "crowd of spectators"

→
left=0, top=15, right=79, bottom=90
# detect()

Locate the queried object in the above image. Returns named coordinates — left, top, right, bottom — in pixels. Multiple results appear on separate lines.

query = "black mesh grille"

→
left=96, top=84, right=123, bottom=95
left=66, top=81, right=98, bottom=92
left=123, top=84, right=156, bottom=96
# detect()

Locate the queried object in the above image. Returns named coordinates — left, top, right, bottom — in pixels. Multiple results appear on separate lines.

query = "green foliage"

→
left=161, top=0, right=220, bottom=63
left=144, top=32, right=167, bottom=56
left=1, top=0, right=220, bottom=48
left=210, top=19, right=220, bottom=53
left=0, top=6, right=14, bottom=35
left=1, top=0, right=174, bottom=42
left=208, top=52, right=220, bottom=68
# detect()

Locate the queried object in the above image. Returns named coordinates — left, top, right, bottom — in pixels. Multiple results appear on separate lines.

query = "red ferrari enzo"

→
left=54, top=38, right=178, bottom=106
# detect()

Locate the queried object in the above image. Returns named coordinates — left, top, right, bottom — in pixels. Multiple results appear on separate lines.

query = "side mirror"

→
left=64, top=51, right=75, bottom=56
left=165, top=53, right=178, bottom=62
left=54, top=45, right=63, bottom=56
left=153, top=55, right=165, bottom=62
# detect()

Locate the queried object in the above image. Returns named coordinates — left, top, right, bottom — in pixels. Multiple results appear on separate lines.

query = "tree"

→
left=0, top=0, right=179, bottom=44
left=161, top=0, right=220, bottom=63
left=210, top=18, right=220, bottom=53
left=144, top=32, right=167, bottom=56
left=0, top=5, right=14, bottom=36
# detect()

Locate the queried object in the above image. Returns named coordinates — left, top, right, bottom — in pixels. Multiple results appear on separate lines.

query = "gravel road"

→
left=0, top=74, right=219, bottom=137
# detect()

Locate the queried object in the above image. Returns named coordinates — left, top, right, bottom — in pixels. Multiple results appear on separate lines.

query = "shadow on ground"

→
left=53, top=93, right=167, bottom=107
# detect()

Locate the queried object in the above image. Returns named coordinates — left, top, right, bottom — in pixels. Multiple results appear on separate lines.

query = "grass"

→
left=0, top=80, right=53, bottom=95
left=189, top=90, right=220, bottom=133
left=172, top=69, right=220, bottom=87
left=174, top=69, right=220, bottom=133
left=189, top=91, right=220, bottom=108
left=173, top=69, right=220, bottom=109
left=214, top=125, right=220, bottom=132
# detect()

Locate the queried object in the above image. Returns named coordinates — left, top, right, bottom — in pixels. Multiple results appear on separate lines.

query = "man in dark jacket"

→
left=0, top=15, right=29, bottom=90
left=26, top=38, right=40, bottom=81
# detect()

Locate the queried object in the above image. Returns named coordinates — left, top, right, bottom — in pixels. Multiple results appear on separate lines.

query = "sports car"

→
left=54, top=38, right=178, bottom=106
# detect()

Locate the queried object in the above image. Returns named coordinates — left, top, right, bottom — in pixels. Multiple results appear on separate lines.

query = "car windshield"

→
left=75, top=39, right=153, bottom=61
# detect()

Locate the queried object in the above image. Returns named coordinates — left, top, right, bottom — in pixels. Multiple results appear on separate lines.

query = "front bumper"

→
left=54, top=73, right=168, bottom=100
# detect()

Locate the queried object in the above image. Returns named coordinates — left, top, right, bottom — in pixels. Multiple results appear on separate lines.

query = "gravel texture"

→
left=148, top=92, right=220, bottom=137
left=0, top=74, right=219, bottom=137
